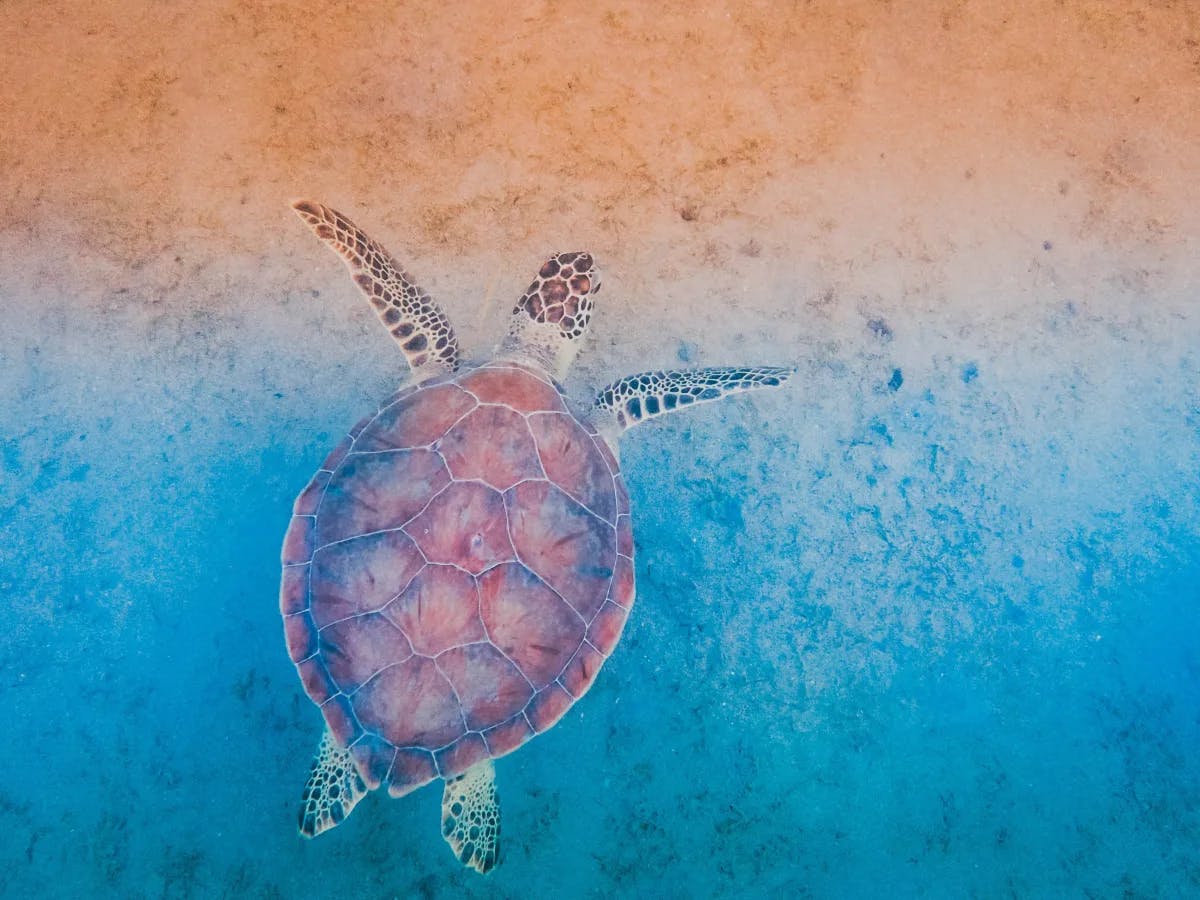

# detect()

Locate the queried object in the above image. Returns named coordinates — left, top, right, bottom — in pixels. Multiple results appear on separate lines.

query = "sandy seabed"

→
left=1, top=1, right=1198, bottom=897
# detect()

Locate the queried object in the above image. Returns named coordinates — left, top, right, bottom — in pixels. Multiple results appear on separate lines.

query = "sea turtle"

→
left=280, top=201, right=792, bottom=873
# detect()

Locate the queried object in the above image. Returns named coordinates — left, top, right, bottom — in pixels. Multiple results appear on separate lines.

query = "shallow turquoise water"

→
left=2, top=281, right=1198, bottom=899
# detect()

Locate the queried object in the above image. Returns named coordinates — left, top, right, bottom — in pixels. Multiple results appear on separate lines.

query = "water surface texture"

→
left=2, top=2, right=1198, bottom=897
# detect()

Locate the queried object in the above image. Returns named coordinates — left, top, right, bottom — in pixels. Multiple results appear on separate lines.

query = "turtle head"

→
left=499, top=251, right=602, bottom=380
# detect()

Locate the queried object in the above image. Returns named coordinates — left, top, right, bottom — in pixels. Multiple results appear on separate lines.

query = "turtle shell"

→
left=280, top=362, right=635, bottom=797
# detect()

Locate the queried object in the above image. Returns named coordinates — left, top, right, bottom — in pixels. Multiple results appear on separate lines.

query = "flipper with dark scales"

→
left=440, top=760, right=500, bottom=874
left=298, top=729, right=368, bottom=838
left=292, top=200, right=460, bottom=377
left=595, top=366, right=796, bottom=432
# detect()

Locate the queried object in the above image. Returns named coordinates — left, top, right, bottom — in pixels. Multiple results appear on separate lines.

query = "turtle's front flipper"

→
left=298, top=729, right=368, bottom=838
left=292, top=200, right=460, bottom=378
left=595, top=366, right=795, bottom=433
left=441, top=759, right=500, bottom=874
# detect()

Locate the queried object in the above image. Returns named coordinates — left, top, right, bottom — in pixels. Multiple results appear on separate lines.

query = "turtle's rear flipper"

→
left=441, top=759, right=500, bottom=874
left=292, top=200, right=461, bottom=378
left=595, top=366, right=795, bottom=434
left=298, top=729, right=368, bottom=838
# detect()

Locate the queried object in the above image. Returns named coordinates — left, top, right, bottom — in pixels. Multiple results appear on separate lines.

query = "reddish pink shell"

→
left=280, top=362, right=634, bottom=797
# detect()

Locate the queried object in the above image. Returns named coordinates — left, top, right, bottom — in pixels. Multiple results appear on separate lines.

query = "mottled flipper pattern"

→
left=292, top=200, right=460, bottom=376
left=441, top=760, right=500, bottom=874
left=298, top=729, right=368, bottom=838
left=596, top=366, right=795, bottom=432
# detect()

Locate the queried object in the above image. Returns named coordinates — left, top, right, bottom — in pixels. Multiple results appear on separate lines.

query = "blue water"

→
left=2, top=281, right=1198, bottom=898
